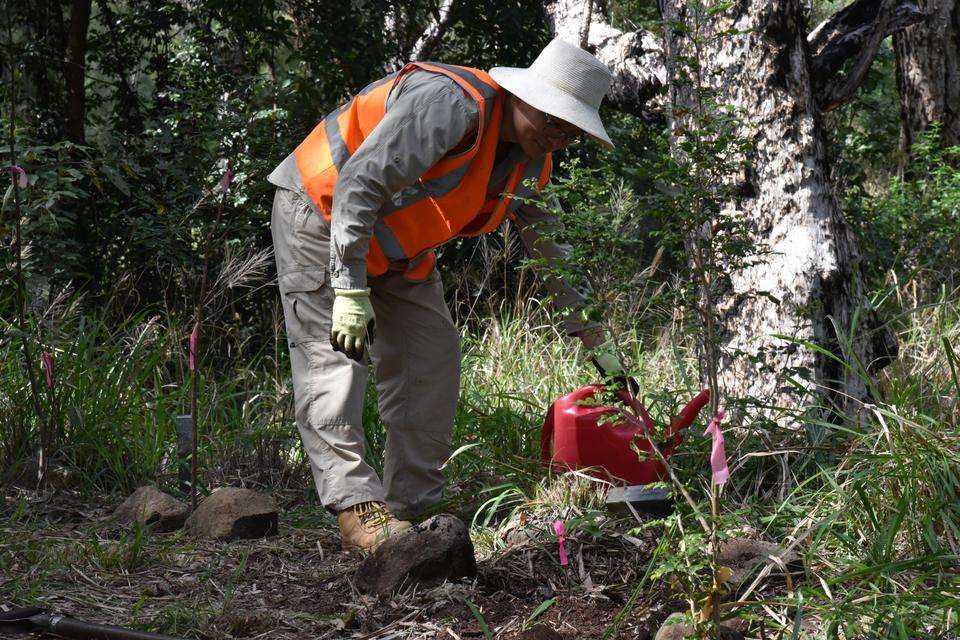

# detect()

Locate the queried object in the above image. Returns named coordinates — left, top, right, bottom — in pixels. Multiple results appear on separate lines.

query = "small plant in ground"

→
left=85, top=523, right=152, bottom=572
left=465, top=600, right=494, bottom=640
left=524, top=1, right=763, bottom=634
left=3, top=55, right=49, bottom=489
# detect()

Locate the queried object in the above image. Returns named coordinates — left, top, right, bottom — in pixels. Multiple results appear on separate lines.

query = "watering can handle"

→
left=615, top=388, right=655, bottom=430
left=540, top=405, right=555, bottom=463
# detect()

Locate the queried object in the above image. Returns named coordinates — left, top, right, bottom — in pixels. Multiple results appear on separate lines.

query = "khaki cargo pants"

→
left=271, top=188, right=460, bottom=518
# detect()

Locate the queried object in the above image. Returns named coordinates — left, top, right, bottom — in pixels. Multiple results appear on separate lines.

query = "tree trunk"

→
left=96, top=0, right=143, bottom=135
left=389, top=0, right=905, bottom=421
left=63, top=0, right=92, bottom=145
left=657, top=0, right=894, bottom=421
left=893, top=0, right=960, bottom=152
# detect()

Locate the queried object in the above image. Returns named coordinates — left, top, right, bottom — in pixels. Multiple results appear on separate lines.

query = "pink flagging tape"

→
left=704, top=409, right=729, bottom=485
left=41, top=351, right=54, bottom=390
left=553, top=519, right=569, bottom=566
left=189, top=321, right=200, bottom=371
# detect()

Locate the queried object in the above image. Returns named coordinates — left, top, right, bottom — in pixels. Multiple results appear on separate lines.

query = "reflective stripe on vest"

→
left=293, top=62, right=552, bottom=282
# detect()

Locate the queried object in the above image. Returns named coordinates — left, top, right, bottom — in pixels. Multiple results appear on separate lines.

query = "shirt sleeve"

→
left=329, top=72, right=480, bottom=289
left=512, top=196, right=600, bottom=336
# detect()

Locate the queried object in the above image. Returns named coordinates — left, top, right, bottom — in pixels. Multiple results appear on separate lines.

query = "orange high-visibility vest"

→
left=293, top=62, right=553, bottom=282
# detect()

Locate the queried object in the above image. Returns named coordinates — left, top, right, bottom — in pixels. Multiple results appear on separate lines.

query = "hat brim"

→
left=490, top=66, right=614, bottom=149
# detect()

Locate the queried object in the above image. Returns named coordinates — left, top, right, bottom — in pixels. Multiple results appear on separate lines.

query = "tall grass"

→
left=791, top=281, right=960, bottom=634
left=0, top=304, right=299, bottom=494
left=450, top=281, right=960, bottom=634
left=447, top=290, right=703, bottom=478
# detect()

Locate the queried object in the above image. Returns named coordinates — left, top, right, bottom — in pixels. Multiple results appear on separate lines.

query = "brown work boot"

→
left=337, top=501, right=412, bottom=552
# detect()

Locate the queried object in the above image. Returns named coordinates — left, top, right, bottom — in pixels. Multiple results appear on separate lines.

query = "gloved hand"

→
left=589, top=342, right=639, bottom=397
left=330, top=288, right=376, bottom=362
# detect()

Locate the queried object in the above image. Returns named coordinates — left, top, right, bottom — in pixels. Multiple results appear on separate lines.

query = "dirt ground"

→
left=1, top=487, right=676, bottom=639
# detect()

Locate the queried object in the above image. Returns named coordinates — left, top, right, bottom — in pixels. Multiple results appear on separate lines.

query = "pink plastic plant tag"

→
left=704, top=409, right=729, bottom=485
left=553, top=519, right=568, bottom=566
left=189, top=321, right=200, bottom=371
left=41, top=351, right=54, bottom=390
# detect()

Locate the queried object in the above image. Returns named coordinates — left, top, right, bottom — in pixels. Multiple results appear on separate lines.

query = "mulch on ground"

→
left=1, top=487, right=673, bottom=639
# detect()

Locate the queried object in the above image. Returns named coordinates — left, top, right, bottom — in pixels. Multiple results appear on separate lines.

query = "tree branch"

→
left=385, top=0, right=460, bottom=72
left=64, top=0, right=92, bottom=144
left=809, top=0, right=928, bottom=111
left=409, top=0, right=458, bottom=62
left=579, top=0, right=595, bottom=49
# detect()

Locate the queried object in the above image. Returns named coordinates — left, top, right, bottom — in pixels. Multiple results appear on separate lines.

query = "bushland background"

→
left=1, top=0, right=959, bottom=638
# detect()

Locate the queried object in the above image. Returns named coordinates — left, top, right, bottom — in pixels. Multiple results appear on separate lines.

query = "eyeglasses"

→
left=542, top=112, right=583, bottom=146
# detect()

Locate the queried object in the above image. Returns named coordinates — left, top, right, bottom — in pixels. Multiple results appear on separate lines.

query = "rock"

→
left=655, top=613, right=744, bottom=640
left=185, top=487, right=278, bottom=540
left=113, top=486, right=189, bottom=533
left=355, top=514, right=477, bottom=595
left=718, top=538, right=801, bottom=588
left=516, top=624, right=564, bottom=640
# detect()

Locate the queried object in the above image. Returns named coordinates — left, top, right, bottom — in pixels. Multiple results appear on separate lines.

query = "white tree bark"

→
left=410, top=0, right=458, bottom=62
left=663, top=0, right=894, bottom=419
left=385, top=0, right=461, bottom=72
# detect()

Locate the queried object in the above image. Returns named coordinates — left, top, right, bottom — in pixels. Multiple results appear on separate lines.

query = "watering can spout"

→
left=663, top=389, right=711, bottom=450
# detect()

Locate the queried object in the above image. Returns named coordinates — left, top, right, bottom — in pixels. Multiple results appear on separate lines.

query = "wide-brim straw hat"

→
left=490, top=38, right=614, bottom=148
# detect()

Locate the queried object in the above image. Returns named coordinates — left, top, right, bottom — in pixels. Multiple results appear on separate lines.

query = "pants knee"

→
left=426, top=325, right=461, bottom=378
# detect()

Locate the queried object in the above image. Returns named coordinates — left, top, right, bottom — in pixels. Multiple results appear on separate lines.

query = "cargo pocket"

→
left=278, top=267, right=332, bottom=346
left=288, top=192, right=331, bottom=269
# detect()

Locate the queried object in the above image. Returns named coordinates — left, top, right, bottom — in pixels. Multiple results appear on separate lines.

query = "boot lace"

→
left=354, top=501, right=392, bottom=529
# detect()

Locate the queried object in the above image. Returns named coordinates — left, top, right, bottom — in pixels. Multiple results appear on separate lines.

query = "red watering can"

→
left=541, top=385, right=710, bottom=485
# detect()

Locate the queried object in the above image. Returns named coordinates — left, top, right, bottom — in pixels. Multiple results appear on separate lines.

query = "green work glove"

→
left=330, top=288, right=376, bottom=362
left=593, top=350, right=623, bottom=376
left=589, top=341, right=639, bottom=397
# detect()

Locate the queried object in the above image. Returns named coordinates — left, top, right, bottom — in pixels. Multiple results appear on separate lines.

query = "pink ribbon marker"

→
left=41, top=351, right=54, bottom=390
left=553, top=519, right=569, bottom=566
left=189, top=321, right=200, bottom=371
left=704, top=409, right=729, bottom=485
left=8, top=166, right=27, bottom=189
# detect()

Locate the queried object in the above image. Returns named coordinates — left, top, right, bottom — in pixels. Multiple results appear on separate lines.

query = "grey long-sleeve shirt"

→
left=268, top=69, right=595, bottom=335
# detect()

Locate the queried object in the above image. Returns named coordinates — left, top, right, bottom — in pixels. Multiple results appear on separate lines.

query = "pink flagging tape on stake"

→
left=189, top=321, right=200, bottom=371
left=704, top=409, right=729, bottom=485
left=553, top=519, right=568, bottom=566
left=41, top=351, right=54, bottom=390
left=8, top=166, right=27, bottom=189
